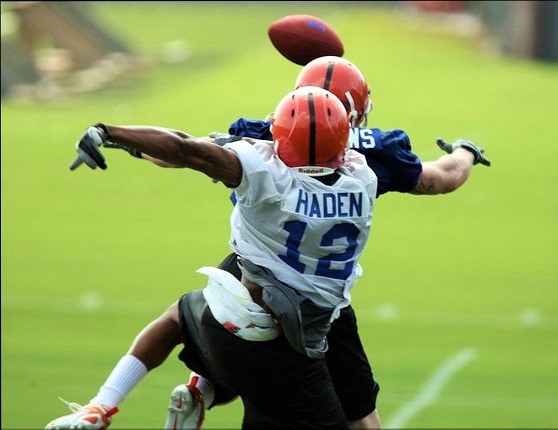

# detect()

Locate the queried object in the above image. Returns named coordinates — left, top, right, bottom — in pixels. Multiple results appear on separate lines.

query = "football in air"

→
left=268, top=14, right=344, bottom=66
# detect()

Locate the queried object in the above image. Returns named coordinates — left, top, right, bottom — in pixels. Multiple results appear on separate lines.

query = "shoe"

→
left=45, top=399, right=119, bottom=430
left=165, top=381, right=205, bottom=430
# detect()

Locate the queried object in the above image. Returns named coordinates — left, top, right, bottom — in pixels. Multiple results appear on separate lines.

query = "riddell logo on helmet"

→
left=297, top=166, right=326, bottom=174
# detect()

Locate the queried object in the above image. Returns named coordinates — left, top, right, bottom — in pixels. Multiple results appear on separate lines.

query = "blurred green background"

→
left=2, top=2, right=557, bottom=428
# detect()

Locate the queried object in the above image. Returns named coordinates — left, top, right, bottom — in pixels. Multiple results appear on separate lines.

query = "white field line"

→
left=359, top=304, right=556, bottom=330
left=385, top=348, right=477, bottom=429
left=3, top=295, right=556, bottom=329
left=2, top=292, right=159, bottom=315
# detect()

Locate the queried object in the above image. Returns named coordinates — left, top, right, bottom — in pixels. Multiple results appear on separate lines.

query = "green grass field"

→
left=2, top=2, right=557, bottom=428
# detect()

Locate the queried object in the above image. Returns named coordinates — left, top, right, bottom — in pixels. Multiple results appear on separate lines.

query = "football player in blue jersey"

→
left=46, top=87, right=380, bottom=430
left=159, top=56, right=490, bottom=430
left=51, top=56, right=490, bottom=430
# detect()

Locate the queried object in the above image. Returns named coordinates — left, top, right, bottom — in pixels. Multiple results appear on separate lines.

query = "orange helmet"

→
left=295, top=56, right=371, bottom=127
left=272, top=86, right=350, bottom=176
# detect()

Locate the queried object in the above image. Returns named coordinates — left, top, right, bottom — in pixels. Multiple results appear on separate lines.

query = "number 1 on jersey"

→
left=278, top=220, right=359, bottom=280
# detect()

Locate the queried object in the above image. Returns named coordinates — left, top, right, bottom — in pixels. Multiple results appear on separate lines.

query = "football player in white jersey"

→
left=46, top=87, right=379, bottom=430
left=48, top=57, right=490, bottom=430
left=163, top=56, right=490, bottom=430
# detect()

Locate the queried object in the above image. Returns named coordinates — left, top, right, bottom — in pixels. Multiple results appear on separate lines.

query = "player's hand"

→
left=436, top=138, right=491, bottom=167
left=209, top=132, right=242, bottom=146
left=69, top=125, right=108, bottom=170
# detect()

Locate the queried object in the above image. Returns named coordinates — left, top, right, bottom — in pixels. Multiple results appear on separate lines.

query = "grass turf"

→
left=2, top=2, right=557, bottom=428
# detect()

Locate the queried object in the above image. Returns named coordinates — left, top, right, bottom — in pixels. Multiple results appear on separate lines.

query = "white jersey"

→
left=224, top=140, right=377, bottom=315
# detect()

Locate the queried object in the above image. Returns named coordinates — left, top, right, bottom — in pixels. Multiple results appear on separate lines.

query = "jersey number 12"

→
left=279, top=220, right=359, bottom=280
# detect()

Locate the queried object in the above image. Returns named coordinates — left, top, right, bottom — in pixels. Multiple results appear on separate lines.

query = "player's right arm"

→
left=78, top=124, right=243, bottom=186
left=115, top=131, right=251, bottom=169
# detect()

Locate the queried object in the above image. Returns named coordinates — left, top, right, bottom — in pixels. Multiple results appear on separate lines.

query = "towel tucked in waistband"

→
left=199, top=266, right=280, bottom=341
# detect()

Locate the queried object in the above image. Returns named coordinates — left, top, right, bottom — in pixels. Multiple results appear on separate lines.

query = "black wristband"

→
left=94, top=123, right=111, bottom=139
left=126, top=147, right=143, bottom=159
left=455, top=141, right=481, bottom=164
left=94, top=123, right=142, bottom=159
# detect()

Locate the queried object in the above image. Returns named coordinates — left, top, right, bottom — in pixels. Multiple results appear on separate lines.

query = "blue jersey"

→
left=229, top=118, right=422, bottom=197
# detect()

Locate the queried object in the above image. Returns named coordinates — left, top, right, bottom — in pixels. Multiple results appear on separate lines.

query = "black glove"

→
left=209, top=132, right=242, bottom=146
left=436, top=138, right=491, bottom=167
left=69, top=126, right=108, bottom=170
left=94, top=123, right=143, bottom=159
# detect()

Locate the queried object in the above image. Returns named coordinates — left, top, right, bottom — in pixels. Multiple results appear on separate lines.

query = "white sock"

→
left=90, top=354, right=148, bottom=408
left=189, top=372, right=215, bottom=407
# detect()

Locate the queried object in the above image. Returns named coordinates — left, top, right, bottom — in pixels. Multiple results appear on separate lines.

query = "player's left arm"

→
left=411, top=139, right=490, bottom=195
left=411, top=148, right=474, bottom=194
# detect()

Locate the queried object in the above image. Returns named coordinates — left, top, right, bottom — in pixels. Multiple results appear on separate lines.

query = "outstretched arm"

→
left=411, top=148, right=474, bottom=195
left=411, top=138, right=490, bottom=195
left=80, top=124, right=243, bottom=186
left=106, top=130, right=247, bottom=169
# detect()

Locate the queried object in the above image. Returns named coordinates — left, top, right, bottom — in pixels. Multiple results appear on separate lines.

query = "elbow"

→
left=443, top=171, right=470, bottom=193
left=441, top=183, right=459, bottom=194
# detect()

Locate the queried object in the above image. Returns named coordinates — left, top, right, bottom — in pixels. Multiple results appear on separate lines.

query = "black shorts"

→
left=177, top=290, right=347, bottom=429
left=214, top=253, right=380, bottom=421
left=325, top=304, right=380, bottom=420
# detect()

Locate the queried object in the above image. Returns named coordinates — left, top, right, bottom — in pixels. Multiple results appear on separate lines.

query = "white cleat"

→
left=165, top=383, right=205, bottom=430
left=45, top=399, right=118, bottom=430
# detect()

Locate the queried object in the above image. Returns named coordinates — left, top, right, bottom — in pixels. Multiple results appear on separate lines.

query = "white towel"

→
left=199, top=266, right=280, bottom=341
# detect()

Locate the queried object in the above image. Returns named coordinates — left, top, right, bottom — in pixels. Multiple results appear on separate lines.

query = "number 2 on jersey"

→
left=279, top=220, right=359, bottom=280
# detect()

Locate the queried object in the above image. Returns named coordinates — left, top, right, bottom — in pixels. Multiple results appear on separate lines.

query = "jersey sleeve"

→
left=224, top=140, right=284, bottom=206
left=228, top=118, right=273, bottom=140
left=226, top=119, right=273, bottom=206
left=349, top=128, right=422, bottom=196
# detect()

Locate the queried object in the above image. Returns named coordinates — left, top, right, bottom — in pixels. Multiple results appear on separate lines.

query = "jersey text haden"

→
left=285, top=189, right=365, bottom=218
